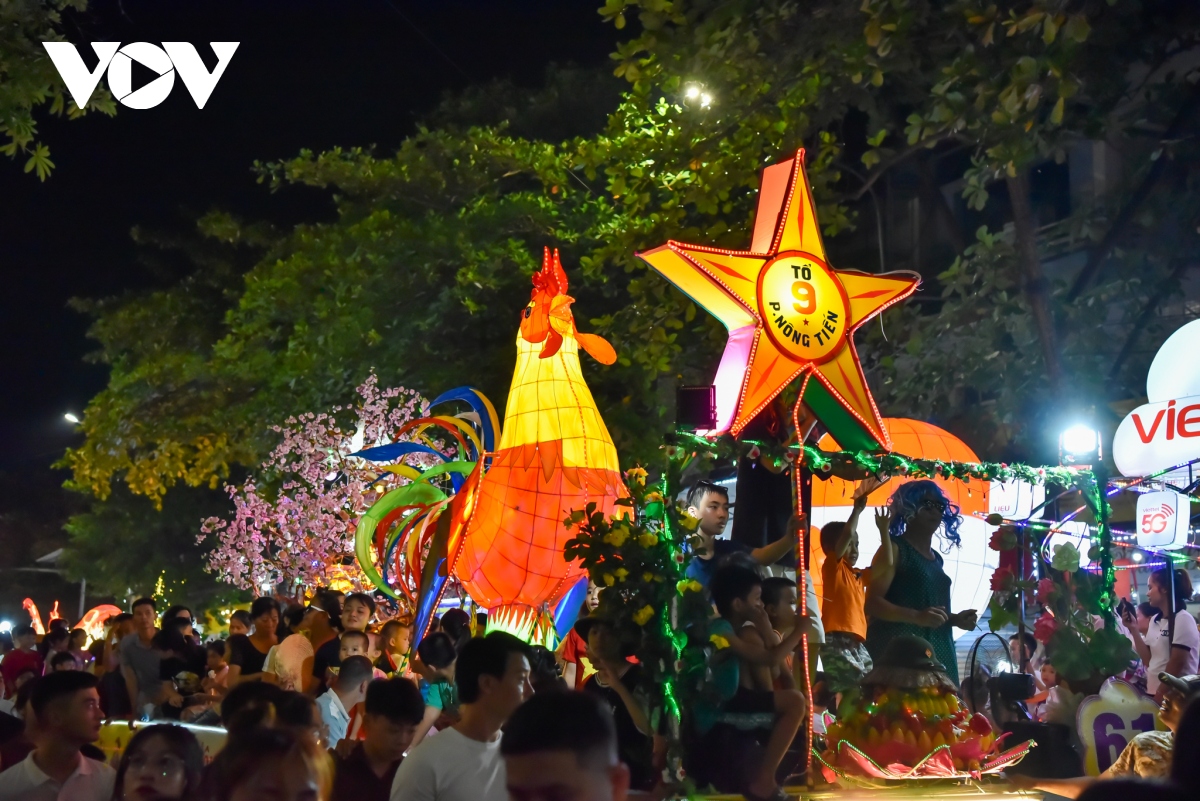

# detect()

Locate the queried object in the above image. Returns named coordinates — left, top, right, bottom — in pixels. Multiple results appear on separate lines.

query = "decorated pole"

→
left=639, top=149, right=921, bottom=781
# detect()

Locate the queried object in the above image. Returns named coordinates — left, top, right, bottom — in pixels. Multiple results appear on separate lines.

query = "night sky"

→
left=0, top=0, right=614, bottom=472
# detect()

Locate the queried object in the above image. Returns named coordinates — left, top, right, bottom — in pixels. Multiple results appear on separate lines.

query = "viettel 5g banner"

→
left=1114, top=319, right=1200, bottom=477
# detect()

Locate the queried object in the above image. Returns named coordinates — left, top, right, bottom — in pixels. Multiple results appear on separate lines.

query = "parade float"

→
left=817, top=635, right=1033, bottom=780
left=334, top=149, right=1166, bottom=797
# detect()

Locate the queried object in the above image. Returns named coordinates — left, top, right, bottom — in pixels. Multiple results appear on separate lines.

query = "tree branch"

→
left=1066, top=82, right=1200, bottom=301
left=1007, top=171, right=1063, bottom=391
left=851, top=132, right=959, bottom=202
left=1107, top=259, right=1193, bottom=381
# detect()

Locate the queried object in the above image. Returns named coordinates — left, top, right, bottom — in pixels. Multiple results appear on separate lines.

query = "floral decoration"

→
left=200, top=374, right=427, bottom=591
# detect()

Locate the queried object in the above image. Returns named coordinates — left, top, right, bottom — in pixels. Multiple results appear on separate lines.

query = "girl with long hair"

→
left=1130, top=567, right=1197, bottom=700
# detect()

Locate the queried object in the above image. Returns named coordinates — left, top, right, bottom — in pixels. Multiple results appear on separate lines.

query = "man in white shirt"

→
left=502, top=690, right=630, bottom=801
left=317, top=655, right=374, bottom=747
left=390, top=631, right=532, bottom=801
left=0, top=671, right=114, bottom=801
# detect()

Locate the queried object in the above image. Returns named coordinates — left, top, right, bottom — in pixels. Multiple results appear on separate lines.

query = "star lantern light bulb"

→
left=638, top=149, right=920, bottom=450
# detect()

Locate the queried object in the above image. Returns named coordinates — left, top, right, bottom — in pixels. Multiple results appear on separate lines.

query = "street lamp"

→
left=1059, top=424, right=1101, bottom=466
left=683, top=83, right=713, bottom=109
left=64, top=412, right=80, bottom=424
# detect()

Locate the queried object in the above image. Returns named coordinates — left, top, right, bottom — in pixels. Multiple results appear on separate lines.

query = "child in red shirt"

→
left=557, top=580, right=600, bottom=690
left=0, top=626, right=42, bottom=698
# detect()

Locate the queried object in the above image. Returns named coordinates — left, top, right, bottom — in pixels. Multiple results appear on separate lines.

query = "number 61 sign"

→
left=1076, top=678, right=1163, bottom=776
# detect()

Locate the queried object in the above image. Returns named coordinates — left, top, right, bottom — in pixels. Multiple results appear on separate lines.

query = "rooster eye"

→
left=523, top=306, right=532, bottom=318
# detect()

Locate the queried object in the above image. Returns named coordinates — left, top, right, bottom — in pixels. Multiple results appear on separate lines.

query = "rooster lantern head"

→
left=521, top=248, right=616, bottom=365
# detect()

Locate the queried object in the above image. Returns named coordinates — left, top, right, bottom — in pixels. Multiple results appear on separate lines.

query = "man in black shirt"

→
left=331, top=678, right=425, bottom=801
left=576, top=615, right=655, bottom=791
left=303, top=590, right=343, bottom=696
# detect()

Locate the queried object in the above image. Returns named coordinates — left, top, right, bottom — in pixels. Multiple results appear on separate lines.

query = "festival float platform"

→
left=698, top=783, right=1034, bottom=800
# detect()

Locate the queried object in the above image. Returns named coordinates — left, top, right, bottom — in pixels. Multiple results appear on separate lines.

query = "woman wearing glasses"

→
left=112, top=723, right=204, bottom=800
left=864, top=480, right=977, bottom=683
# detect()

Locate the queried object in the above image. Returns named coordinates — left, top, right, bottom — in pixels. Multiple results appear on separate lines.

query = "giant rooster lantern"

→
left=353, top=248, right=627, bottom=642
left=451, top=248, right=627, bottom=636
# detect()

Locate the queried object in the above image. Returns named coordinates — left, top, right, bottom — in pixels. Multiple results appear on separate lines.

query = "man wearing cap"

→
left=1012, top=671, right=1200, bottom=796
left=576, top=613, right=655, bottom=793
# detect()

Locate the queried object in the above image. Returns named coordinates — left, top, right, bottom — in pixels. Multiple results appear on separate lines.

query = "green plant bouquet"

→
left=563, top=459, right=722, bottom=788
left=987, top=524, right=1133, bottom=692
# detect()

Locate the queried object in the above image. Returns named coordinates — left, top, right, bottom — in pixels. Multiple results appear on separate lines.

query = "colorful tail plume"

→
left=351, top=387, right=499, bottom=642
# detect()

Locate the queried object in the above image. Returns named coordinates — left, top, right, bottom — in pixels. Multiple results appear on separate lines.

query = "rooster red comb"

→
left=532, top=247, right=569, bottom=297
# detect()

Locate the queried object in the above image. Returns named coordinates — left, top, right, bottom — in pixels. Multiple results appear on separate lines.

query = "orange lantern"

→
left=809, top=419, right=995, bottom=621
left=448, top=249, right=628, bottom=637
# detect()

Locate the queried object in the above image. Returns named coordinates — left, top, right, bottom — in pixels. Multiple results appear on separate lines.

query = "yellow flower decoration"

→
left=602, top=573, right=615, bottom=587
left=642, top=572, right=655, bottom=583
left=603, top=524, right=631, bottom=547
left=627, top=467, right=648, bottom=487
left=637, top=532, right=658, bottom=548
left=615, top=567, right=629, bottom=582
left=645, top=492, right=663, bottom=503
left=633, top=605, right=655, bottom=626
left=676, top=579, right=703, bottom=594
left=709, top=634, right=730, bottom=650
left=678, top=514, right=700, bottom=532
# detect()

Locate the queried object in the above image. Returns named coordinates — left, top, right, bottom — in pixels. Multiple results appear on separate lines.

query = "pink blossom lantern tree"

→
left=200, top=374, right=427, bottom=593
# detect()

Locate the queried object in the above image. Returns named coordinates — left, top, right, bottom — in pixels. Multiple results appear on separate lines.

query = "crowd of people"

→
left=0, top=589, right=621, bottom=801
left=0, top=475, right=1196, bottom=800
left=0, top=633, right=631, bottom=801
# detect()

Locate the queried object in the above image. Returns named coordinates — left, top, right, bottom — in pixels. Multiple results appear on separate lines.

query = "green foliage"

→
left=59, top=218, right=272, bottom=503
left=61, top=0, right=1200, bottom=600
left=1088, top=625, right=1136, bottom=678
left=563, top=462, right=716, bottom=789
left=1046, top=627, right=1092, bottom=682
left=61, top=484, right=248, bottom=611
left=0, top=0, right=117, bottom=179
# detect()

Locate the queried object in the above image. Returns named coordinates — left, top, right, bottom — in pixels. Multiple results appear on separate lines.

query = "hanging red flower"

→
left=1035, top=578, right=1056, bottom=605
left=990, top=566, right=1015, bottom=592
left=988, top=527, right=1017, bottom=552
left=1033, top=613, right=1058, bottom=644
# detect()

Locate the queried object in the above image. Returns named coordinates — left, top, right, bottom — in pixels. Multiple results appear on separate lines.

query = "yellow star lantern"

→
left=638, top=150, right=919, bottom=450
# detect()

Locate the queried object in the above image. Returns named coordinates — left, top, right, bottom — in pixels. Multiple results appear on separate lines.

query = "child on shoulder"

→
left=374, top=619, right=416, bottom=680
left=705, top=561, right=809, bottom=801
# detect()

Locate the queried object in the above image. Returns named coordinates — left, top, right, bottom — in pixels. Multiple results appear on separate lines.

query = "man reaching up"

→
left=685, top=481, right=795, bottom=590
